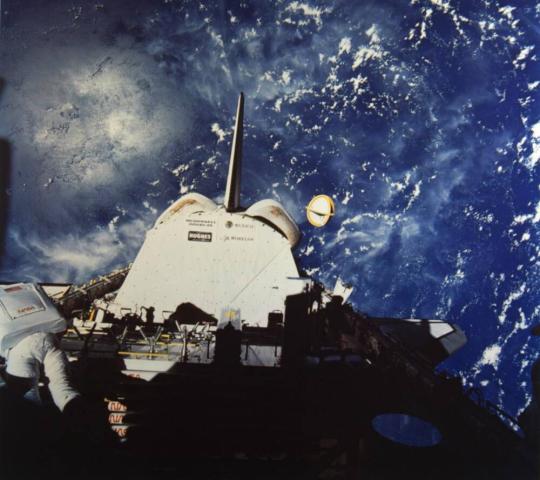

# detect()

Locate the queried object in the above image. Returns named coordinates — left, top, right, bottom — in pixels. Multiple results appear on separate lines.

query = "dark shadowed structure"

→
left=0, top=78, right=11, bottom=269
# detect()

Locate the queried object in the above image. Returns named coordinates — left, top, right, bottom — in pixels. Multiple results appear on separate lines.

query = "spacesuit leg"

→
left=39, top=333, right=80, bottom=411
left=5, top=334, right=41, bottom=404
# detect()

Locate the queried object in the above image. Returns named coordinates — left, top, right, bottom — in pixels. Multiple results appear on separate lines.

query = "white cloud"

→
left=280, top=70, right=292, bottom=86
left=352, top=46, right=383, bottom=69
left=365, top=24, right=381, bottom=44
left=284, top=2, right=331, bottom=27
left=211, top=123, right=227, bottom=142
left=338, top=37, right=352, bottom=56
left=527, top=121, right=540, bottom=169
left=478, top=344, right=502, bottom=368
left=498, top=5, right=516, bottom=20
left=498, top=283, right=527, bottom=324
left=513, top=45, right=534, bottom=69
left=10, top=216, right=149, bottom=282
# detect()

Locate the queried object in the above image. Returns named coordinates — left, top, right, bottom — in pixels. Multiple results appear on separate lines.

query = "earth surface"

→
left=0, top=0, right=538, bottom=430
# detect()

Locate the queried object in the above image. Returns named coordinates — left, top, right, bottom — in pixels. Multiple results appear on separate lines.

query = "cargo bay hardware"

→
left=3, top=94, right=537, bottom=478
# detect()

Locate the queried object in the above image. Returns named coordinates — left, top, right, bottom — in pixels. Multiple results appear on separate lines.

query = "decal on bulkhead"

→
left=186, top=219, right=215, bottom=226
left=188, top=231, right=213, bottom=242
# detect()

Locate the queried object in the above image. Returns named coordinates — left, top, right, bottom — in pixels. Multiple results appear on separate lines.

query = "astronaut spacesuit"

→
left=4, top=331, right=79, bottom=411
left=0, top=284, right=115, bottom=480
left=0, top=283, right=80, bottom=411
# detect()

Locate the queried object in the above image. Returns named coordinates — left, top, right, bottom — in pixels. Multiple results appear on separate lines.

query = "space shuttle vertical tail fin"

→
left=224, top=92, right=244, bottom=212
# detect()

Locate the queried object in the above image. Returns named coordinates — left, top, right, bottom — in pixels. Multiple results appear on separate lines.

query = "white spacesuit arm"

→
left=41, top=335, right=80, bottom=411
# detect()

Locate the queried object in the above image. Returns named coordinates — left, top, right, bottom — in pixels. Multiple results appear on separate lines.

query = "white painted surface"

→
left=333, top=277, right=353, bottom=304
left=245, top=199, right=301, bottom=247
left=110, top=202, right=309, bottom=327
left=241, top=345, right=281, bottom=367
left=123, top=358, right=177, bottom=371
left=399, top=318, right=454, bottom=338
left=40, top=284, right=72, bottom=300
left=0, top=283, right=67, bottom=355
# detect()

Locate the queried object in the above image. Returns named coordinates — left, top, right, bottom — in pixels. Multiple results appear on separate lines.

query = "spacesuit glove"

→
left=62, top=395, right=118, bottom=447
